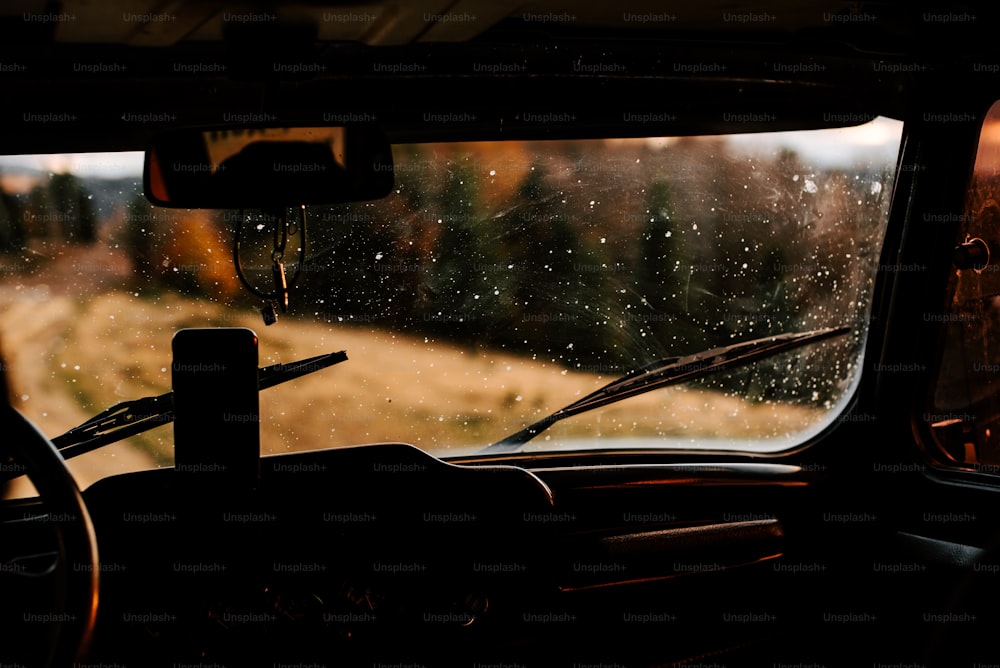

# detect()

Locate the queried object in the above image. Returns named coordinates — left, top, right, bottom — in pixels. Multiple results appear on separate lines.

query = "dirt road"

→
left=0, top=243, right=158, bottom=496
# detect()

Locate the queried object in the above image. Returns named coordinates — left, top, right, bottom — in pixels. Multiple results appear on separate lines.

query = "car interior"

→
left=2, top=1, right=1000, bottom=667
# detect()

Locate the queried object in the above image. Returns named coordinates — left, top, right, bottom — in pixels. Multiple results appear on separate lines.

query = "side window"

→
left=926, top=100, right=1000, bottom=469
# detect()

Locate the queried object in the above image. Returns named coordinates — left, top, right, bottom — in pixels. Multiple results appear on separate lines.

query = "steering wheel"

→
left=0, top=406, right=99, bottom=667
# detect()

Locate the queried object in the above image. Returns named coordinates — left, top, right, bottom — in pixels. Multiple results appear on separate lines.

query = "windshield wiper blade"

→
left=44, top=350, right=348, bottom=463
left=481, top=326, right=852, bottom=454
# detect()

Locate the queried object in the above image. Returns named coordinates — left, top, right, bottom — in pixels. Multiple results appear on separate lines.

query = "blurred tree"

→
left=117, top=196, right=241, bottom=298
left=122, top=193, right=157, bottom=284
left=635, top=179, right=703, bottom=353
left=300, top=201, right=396, bottom=324
left=501, top=164, right=609, bottom=364
left=49, top=173, right=97, bottom=243
left=507, top=168, right=568, bottom=328
left=423, top=162, right=502, bottom=343
left=0, top=189, right=24, bottom=252
left=637, top=180, right=679, bottom=301
left=24, top=185, right=56, bottom=239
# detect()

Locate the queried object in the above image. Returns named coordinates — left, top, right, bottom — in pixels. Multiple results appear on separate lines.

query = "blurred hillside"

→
left=0, top=137, right=893, bottom=408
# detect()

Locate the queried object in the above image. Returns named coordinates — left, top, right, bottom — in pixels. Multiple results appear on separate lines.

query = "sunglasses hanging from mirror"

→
left=233, top=206, right=307, bottom=325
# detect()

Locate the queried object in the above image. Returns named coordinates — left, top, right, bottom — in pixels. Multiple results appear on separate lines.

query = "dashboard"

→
left=80, top=444, right=815, bottom=666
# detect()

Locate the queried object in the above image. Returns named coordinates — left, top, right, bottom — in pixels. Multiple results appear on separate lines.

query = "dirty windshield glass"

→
left=0, top=119, right=902, bottom=488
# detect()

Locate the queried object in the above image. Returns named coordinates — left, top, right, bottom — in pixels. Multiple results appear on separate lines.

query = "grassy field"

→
left=2, top=286, right=825, bottom=493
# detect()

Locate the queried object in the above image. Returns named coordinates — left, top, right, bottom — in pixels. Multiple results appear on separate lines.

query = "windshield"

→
left=0, top=119, right=902, bottom=489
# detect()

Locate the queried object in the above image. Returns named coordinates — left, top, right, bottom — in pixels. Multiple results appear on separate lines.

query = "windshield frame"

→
left=0, top=117, right=906, bottom=490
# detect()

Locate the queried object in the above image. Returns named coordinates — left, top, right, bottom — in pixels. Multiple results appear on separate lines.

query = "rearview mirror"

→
left=144, top=125, right=394, bottom=208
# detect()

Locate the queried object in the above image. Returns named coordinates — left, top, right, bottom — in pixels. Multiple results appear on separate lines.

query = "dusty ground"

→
left=0, top=243, right=159, bottom=495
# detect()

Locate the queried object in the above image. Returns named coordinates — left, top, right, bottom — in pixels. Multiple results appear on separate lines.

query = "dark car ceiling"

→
left=0, top=0, right=995, bottom=154
left=0, top=0, right=985, bottom=50
left=6, top=0, right=993, bottom=49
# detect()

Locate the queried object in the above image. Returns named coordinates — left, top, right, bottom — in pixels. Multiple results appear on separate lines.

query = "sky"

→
left=0, top=151, right=145, bottom=181
left=726, top=117, right=903, bottom=168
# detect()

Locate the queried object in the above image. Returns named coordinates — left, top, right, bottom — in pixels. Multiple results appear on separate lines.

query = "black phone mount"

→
left=172, top=328, right=260, bottom=492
